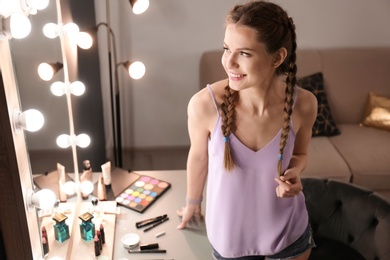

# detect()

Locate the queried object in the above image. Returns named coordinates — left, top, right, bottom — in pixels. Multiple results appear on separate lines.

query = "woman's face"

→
left=222, top=24, right=277, bottom=91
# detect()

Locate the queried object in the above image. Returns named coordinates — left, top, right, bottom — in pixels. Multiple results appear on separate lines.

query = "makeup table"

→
left=111, top=170, right=213, bottom=260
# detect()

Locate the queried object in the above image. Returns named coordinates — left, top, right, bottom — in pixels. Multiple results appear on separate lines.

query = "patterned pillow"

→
left=299, top=72, right=341, bottom=137
left=361, top=92, right=390, bottom=131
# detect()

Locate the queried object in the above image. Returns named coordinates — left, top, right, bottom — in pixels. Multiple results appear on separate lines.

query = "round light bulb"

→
left=128, top=61, right=146, bottom=79
left=63, top=22, right=79, bottom=40
left=56, top=134, right=71, bottom=148
left=77, top=32, right=93, bottom=49
left=80, top=181, right=94, bottom=195
left=50, top=81, right=66, bottom=96
left=37, top=189, right=56, bottom=210
left=70, top=81, right=85, bottom=96
left=63, top=181, right=76, bottom=195
left=76, top=133, right=90, bottom=148
left=22, top=109, right=44, bottom=132
left=43, top=23, right=58, bottom=38
left=38, top=63, right=54, bottom=81
left=28, top=0, right=49, bottom=10
left=10, top=13, right=31, bottom=39
left=132, top=0, right=149, bottom=14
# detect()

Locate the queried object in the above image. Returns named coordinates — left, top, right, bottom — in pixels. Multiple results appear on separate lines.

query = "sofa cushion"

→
left=299, top=72, right=340, bottom=137
left=302, top=137, right=351, bottom=182
left=361, top=92, right=390, bottom=132
left=329, top=124, right=390, bottom=190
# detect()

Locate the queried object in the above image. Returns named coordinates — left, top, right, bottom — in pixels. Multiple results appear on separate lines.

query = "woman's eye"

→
left=240, top=51, right=250, bottom=57
left=223, top=47, right=230, bottom=53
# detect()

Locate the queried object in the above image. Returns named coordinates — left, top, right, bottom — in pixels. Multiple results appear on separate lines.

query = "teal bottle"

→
left=79, top=212, right=95, bottom=241
left=52, top=213, right=70, bottom=243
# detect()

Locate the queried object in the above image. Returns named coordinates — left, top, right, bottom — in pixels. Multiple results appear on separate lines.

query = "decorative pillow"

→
left=361, top=92, right=390, bottom=131
left=299, top=72, right=340, bottom=137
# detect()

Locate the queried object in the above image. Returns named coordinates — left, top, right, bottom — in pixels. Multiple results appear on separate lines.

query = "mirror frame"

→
left=0, top=39, right=40, bottom=259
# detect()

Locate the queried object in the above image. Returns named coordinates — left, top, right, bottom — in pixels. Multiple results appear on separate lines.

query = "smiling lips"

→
left=229, top=72, right=246, bottom=81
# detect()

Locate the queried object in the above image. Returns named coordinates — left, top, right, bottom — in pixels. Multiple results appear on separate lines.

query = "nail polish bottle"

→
left=79, top=212, right=95, bottom=242
left=52, top=213, right=70, bottom=243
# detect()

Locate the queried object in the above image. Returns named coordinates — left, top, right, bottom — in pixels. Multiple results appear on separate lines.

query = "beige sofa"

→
left=200, top=47, right=390, bottom=201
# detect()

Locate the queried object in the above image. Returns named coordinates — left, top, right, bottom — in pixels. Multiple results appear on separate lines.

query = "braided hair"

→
left=221, top=1, right=298, bottom=176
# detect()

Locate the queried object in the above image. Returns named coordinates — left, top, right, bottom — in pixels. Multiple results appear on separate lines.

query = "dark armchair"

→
left=302, top=178, right=390, bottom=260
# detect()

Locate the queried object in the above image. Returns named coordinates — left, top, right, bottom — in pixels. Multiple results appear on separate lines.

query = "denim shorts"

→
left=212, top=224, right=315, bottom=260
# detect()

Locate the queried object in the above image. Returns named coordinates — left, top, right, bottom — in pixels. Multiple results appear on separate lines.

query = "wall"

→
left=96, top=0, right=390, bottom=151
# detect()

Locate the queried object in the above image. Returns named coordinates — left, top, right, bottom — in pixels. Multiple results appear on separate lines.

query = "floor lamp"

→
left=100, top=0, right=148, bottom=168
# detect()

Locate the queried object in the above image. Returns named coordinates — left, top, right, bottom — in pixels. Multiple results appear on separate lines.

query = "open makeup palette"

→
left=114, top=174, right=171, bottom=213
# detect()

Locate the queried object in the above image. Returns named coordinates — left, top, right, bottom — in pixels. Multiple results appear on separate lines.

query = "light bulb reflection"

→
left=50, top=81, right=85, bottom=96
left=63, top=180, right=94, bottom=196
left=43, top=22, right=58, bottom=38
left=63, top=22, right=79, bottom=40
left=70, top=81, right=85, bottom=96
left=56, top=133, right=91, bottom=148
left=76, top=133, right=91, bottom=148
left=63, top=181, right=76, bottom=195
left=80, top=181, right=94, bottom=195
left=77, top=32, right=93, bottom=49
left=38, top=62, right=62, bottom=81
left=38, top=63, right=54, bottom=81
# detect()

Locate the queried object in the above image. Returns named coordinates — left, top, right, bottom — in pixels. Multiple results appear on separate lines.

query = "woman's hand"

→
left=274, top=168, right=303, bottom=198
left=176, top=204, right=203, bottom=229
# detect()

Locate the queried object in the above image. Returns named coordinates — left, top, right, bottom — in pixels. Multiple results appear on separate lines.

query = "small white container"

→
left=121, top=233, right=140, bottom=249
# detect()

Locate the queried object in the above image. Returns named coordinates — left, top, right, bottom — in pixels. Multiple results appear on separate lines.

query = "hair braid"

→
left=220, top=84, right=238, bottom=171
left=277, top=17, right=298, bottom=177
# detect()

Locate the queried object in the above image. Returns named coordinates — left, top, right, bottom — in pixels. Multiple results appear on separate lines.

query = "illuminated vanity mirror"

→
left=11, top=0, right=105, bottom=176
left=0, top=0, right=105, bottom=258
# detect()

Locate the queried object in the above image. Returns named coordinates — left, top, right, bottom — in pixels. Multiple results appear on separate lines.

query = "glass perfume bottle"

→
left=79, top=212, right=95, bottom=242
left=52, top=213, right=70, bottom=243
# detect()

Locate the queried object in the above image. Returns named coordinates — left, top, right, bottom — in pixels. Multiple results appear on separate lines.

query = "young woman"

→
left=177, top=1, right=317, bottom=259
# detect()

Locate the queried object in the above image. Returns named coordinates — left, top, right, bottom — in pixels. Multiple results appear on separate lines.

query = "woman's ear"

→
left=273, top=48, right=288, bottom=68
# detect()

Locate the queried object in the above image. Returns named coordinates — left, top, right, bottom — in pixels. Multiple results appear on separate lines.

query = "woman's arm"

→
left=177, top=88, right=215, bottom=229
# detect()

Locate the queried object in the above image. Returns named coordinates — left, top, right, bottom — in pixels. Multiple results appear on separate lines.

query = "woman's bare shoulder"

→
left=296, top=87, right=317, bottom=113
left=188, top=79, right=228, bottom=119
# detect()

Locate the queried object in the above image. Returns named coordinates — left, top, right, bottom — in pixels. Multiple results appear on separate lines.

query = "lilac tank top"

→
left=205, top=85, right=308, bottom=257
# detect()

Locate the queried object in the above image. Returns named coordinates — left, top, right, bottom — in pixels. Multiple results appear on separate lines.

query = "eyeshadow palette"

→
left=115, top=175, right=171, bottom=213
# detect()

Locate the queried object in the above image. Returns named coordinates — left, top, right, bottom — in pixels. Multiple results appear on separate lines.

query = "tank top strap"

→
left=207, top=84, right=220, bottom=116
left=292, top=85, right=299, bottom=108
